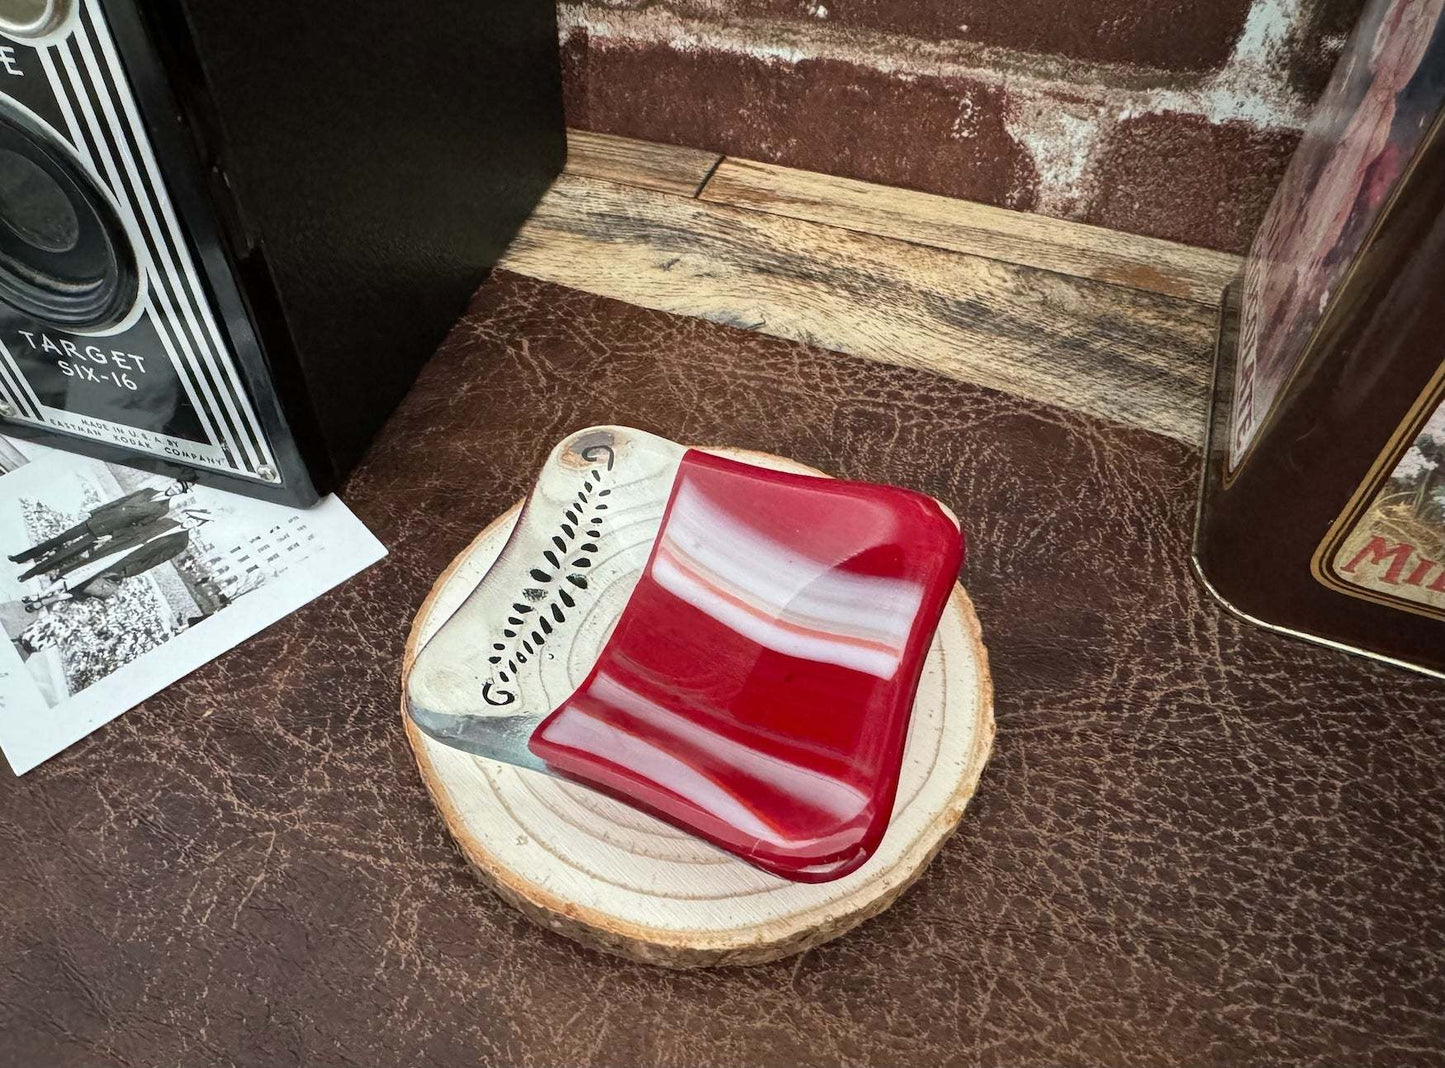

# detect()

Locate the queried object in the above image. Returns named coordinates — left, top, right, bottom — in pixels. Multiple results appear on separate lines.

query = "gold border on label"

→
left=1310, top=361, right=1445, bottom=621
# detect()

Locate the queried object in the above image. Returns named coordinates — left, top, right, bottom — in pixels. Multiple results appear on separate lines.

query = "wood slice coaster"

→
left=400, top=448, right=994, bottom=967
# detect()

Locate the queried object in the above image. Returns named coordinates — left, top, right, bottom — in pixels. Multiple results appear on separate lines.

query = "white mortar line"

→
left=560, top=0, right=1325, bottom=220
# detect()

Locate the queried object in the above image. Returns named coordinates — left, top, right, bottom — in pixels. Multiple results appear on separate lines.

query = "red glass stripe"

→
left=529, top=450, right=963, bottom=882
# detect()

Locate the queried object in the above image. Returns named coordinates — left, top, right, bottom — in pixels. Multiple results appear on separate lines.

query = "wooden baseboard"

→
left=502, top=129, right=1232, bottom=445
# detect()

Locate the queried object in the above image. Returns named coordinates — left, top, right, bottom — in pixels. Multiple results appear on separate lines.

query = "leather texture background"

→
left=2, top=272, right=1441, bottom=1067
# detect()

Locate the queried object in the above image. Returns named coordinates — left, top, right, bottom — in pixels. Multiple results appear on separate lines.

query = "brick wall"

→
left=559, top=0, right=1366, bottom=252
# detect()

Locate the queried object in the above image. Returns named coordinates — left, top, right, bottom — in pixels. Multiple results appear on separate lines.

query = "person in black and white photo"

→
left=8, top=478, right=194, bottom=580
left=0, top=468, right=220, bottom=699
left=19, top=509, right=212, bottom=611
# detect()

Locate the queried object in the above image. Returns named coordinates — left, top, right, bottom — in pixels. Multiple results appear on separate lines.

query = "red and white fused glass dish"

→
left=406, top=426, right=970, bottom=884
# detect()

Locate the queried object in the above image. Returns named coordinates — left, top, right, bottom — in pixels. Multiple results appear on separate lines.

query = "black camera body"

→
left=0, top=0, right=564, bottom=505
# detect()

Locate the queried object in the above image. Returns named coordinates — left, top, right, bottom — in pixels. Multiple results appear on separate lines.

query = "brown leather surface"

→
left=3, top=271, right=1442, bottom=1067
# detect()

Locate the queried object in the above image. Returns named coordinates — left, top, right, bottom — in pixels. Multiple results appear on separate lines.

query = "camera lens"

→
left=0, top=99, right=138, bottom=331
left=0, top=148, right=80, bottom=253
left=0, top=0, right=71, bottom=41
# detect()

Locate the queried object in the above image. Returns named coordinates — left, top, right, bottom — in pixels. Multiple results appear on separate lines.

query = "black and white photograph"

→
left=0, top=438, right=384, bottom=774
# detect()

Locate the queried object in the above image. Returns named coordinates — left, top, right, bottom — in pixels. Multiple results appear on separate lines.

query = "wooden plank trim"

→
left=699, top=157, right=1241, bottom=305
left=500, top=174, right=1215, bottom=444
left=564, top=129, right=722, bottom=198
